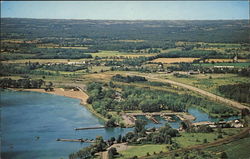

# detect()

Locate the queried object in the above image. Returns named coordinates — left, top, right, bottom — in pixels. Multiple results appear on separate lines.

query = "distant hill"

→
left=1, top=18, right=249, bottom=43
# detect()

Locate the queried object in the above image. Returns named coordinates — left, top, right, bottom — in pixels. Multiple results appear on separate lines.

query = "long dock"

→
left=150, top=117, right=160, bottom=124
left=56, top=138, right=95, bottom=143
left=145, top=114, right=160, bottom=124
left=75, top=126, right=106, bottom=130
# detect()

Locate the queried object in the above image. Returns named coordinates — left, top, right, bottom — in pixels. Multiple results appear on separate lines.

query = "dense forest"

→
left=1, top=18, right=249, bottom=43
left=218, top=83, right=250, bottom=103
left=0, top=48, right=94, bottom=60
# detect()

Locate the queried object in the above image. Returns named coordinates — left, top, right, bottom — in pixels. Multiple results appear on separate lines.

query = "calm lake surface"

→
left=1, top=90, right=239, bottom=159
left=1, top=90, right=132, bottom=159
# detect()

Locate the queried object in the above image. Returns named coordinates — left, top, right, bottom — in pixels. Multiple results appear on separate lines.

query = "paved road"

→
left=128, top=73, right=250, bottom=111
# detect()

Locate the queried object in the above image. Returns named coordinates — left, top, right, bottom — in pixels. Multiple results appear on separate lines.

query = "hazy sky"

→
left=1, top=1, right=249, bottom=20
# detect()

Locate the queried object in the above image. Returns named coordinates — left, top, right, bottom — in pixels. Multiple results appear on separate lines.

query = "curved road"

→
left=128, top=73, right=250, bottom=111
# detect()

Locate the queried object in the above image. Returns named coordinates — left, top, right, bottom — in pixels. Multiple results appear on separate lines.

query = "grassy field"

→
left=206, top=136, right=250, bottom=159
left=173, top=128, right=242, bottom=148
left=118, top=128, right=242, bottom=159
left=119, top=144, right=169, bottom=159
left=165, top=73, right=249, bottom=99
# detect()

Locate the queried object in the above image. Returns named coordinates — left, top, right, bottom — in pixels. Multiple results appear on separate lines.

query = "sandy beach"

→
left=23, top=88, right=89, bottom=105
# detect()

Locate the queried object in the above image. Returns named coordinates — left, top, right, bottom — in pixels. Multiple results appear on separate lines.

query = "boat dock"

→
left=56, top=138, right=95, bottom=143
left=145, top=114, right=160, bottom=124
left=75, top=126, right=106, bottom=130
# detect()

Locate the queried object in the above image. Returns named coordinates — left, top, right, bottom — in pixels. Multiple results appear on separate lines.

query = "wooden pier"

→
left=150, top=116, right=160, bottom=124
left=145, top=114, right=160, bottom=124
left=75, top=126, right=106, bottom=130
left=56, top=138, right=95, bottom=143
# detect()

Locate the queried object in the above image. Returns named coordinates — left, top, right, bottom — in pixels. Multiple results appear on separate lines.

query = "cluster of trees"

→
left=43, top=64, right=87, bottom=72
left=181, top=121, right=213, bottom=133
left=0, top=63, right=56, bottom=76
left=86, top=82, right=118, bottom=118
left=0, top=78, right=44, bottom=89
left=32, top=48, right=93, bottom=59
left=218, top=83, right=250, bottom=103
left=167, top=63, right=250, bottom=77
left=146, top=81, right=171, bottom=87
left=173, top=73, right=190, bottom=78
left=86, top=82, right=237, bottom=117
left=122, top=120, right=179, bottom=146
left=69, top=136, right=108, bottom=159
left=1, top=47, right=95, bottom=60
left=157, top=50, right=230, bottom=59
left=111, top=74, right=147, bottom=83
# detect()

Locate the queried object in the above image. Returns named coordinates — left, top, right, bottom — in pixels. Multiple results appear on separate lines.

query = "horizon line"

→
left=2, top=17, right=249, bottom=21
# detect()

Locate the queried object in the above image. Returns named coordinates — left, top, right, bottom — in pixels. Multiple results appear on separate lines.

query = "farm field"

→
left=174, top=128, right=242, bottom=148
left=151, top=58, right=199, bottom=63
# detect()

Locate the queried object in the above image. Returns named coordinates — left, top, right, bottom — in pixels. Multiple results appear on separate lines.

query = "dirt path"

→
left=127, top=73, right=249, bottom=111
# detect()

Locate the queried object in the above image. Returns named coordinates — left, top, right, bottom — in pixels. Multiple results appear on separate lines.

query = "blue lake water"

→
left=1, top=90, right=239, bottom=159
left=1, top=90, right=132, bottom=159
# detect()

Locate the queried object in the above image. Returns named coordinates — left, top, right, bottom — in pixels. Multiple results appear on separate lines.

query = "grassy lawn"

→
left=90, top=66, right=111, bottom=72
left=174, top=128, right=242, bottom=148
left=119, top=144, right=169, bottom=159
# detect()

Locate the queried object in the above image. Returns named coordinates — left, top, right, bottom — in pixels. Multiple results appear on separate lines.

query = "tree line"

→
left=111, top=74, right=147, bottom=83
left=0, top=78, right=44, bottom=89
left=218, top=83, right=250, bottom=103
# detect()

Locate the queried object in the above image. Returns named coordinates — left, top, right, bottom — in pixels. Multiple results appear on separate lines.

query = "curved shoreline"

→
left=18, top=88, right=108, bottom=122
